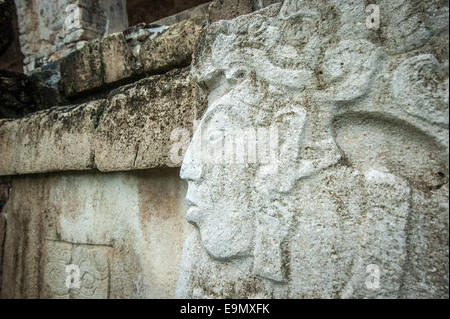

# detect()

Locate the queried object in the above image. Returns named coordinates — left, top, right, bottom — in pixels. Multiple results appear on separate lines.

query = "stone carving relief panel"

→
left=177, top=0, right=449, bottom=298
left=44, top=241, right=112, bottom=299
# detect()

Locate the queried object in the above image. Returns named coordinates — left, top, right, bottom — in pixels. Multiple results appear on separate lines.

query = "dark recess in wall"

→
left=0, top=0, right=24, bottom=73
left=126, top=0, right=210, bottom=25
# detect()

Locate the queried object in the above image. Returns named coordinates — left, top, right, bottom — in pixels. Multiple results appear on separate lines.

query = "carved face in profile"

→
left=179, top=0, right=449, bottom=293
left=180, top=8, right=333, bottom=280
left=179, top=3, right=373, bottom=281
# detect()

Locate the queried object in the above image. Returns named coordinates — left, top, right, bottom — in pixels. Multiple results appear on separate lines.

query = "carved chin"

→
left=197, top=219, right=253, bottom=260
left=200, top=234, right=251, bottom=260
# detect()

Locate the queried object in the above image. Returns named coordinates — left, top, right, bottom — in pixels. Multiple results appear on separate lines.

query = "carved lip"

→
left=185, top=197, right=198, bottom=208
left=186, top=206, right=202, bottom=224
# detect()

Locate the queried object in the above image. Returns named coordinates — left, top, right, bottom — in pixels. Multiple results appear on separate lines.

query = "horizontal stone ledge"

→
left=56, top=14, right=207, bottom=99
left=0, top=68, right=200, bottom=176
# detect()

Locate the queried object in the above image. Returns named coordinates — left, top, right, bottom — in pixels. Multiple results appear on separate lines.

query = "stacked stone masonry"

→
left=0, top=0, right=448, bottom=299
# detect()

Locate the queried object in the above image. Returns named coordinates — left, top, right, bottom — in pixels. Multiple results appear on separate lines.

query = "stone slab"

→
left=0, top=68, right=197, bottom=176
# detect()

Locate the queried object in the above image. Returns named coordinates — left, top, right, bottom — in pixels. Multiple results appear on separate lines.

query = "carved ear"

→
left=256, top=104, right=307, bottom=194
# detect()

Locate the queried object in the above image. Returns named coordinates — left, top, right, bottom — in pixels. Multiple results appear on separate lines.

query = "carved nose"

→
left=180, top=143, right=203, bottom=181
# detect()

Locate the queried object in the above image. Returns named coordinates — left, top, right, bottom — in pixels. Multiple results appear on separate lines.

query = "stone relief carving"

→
left=44, top=241, right=111, bottom=299
left=177, top=0, right=449, bottom=298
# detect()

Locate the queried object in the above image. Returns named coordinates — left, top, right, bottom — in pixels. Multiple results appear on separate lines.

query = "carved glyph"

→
left=44, top=241, right=111, bottom=299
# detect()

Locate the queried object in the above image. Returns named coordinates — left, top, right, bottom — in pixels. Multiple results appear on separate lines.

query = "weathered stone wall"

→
left=1, top=0, right=448, bottom=299
left=15, top=0, right=129, bottom=72
left=15, top=0, right=281, bottom=74
left=0, top=169, right=191, bottom=298
left=0, top=67, right=201, bottom=175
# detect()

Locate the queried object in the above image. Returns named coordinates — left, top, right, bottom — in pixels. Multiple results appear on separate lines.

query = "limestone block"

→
left=0, top=175, right=57, bottom=298
left=140, top=15, right=207, bottom=74
left=0, top=68, right=198, bottom=176
left=0, top=100, right=103, bottom=175
left=101, top=32, right=140, bottom=84
left=1, top=169, right=190, bottom=298
left=94, top=68, right=197, bottom=171
left=60, top=40, right=104, bottom=96
left=58, top=14, right=205, bottom=97
left=207, top=0, right=280, bottom=23
left=177, top=0, right=449, bottom=298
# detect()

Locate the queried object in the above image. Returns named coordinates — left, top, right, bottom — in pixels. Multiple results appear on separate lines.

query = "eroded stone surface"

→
left=1, top=169, right=191, bottom=298
left=34, top=15, right=205, bottom=99
left=94, top=68, right=198, bottom=172
left=177, top=0, right=449, bottom=298
left=0, top=100, right=103, bottom=175
left=59, top=40, right=104, bottom=97
left=0, top=68, right=197, bottom=175
left=44, top=241, right=112, bottom=299
left=140, top=15, right=207, bottom=74
left=60, top=31, right=141, bottom=97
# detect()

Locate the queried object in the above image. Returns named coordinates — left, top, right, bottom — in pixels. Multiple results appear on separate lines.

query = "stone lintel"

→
left=0, top=68, right=199, bottom=176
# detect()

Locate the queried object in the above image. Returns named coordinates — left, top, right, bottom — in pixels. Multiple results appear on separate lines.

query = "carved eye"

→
left=234, top=70, right=246, bottom=79
left=206, top=129, right=224, bottom=146
left=226, top=68, right=249, bottom=85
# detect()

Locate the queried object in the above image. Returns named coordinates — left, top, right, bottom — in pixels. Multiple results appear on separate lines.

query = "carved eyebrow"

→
left=201, top=103, right=247, bottom=128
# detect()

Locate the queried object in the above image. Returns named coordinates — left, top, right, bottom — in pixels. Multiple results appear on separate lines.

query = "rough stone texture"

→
left=0, top=68, right=198, bottom=175
left=177, top=0, right=449, bottom=298
left=13, top=1, right=268, bottom=100
left=15, top=0, right=128, bottom=73
left=0, top=169, right=191, bottom=298
left=59, top=41, right=104, bottom=97
left=28, top=62, right=66, bottom=107
left=0, top=100, right=103, bottom=175
left=0, top=197, right=6, bottom=297
left=34, top=16, right=204, bottom=99
left=60, top=32, right=140, bottom=97
left=140, top=15, right=207, bottom=74
left=1, top=0, right=448, bottom=300
left=94, top=68, right=198, bottom=171
left=101, top=33, right=140, bottom=85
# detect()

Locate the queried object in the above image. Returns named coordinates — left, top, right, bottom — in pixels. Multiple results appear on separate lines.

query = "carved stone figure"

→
left=177, top=0, right=449, bottom=298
